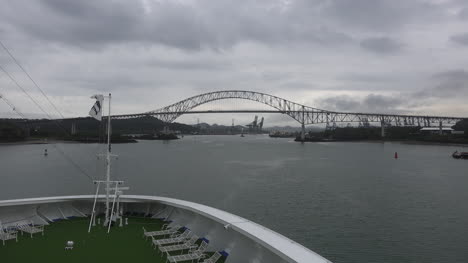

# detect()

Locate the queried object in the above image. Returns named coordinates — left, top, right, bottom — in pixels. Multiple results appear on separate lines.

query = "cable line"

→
left=0, top=90, right=94, bottom=181
left=0, top=65, right=94, bottom=181
left=0, top=40, right=65, bottom=119
left=0, top=65, right=54, bottom=119
left=0, top=63, right=72, bottom=136
left=0, top=92, right=27, bottom=119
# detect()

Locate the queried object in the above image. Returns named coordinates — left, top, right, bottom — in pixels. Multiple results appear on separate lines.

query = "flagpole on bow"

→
left=87, top=93, right=127, bottom=233
left=104, top=93, right=112, bottom=227
left=87, top=93, right=120, bottom=231
left=87, top=93, right=106, bottom=232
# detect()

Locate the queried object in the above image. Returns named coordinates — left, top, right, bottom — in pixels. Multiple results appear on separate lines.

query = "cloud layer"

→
left=450, top=33, right=468, bottom=46
left=0, top=0, right=467, bottom=125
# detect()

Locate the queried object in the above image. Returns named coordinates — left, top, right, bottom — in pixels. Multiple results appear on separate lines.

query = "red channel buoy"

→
left=394, top=152, right=398, bottom=159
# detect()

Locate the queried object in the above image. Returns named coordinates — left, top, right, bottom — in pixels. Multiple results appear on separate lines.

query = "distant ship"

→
left=452, top=151, right=468, bottom=159
left=269, top=131, right=296, bottom=138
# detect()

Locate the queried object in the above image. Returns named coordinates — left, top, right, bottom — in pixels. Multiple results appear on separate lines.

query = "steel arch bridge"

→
left=112, top=90, right=464, bottom=124
left=118, top=90, right=325, bottom=123
left=111, top=90, right=466, bottom=139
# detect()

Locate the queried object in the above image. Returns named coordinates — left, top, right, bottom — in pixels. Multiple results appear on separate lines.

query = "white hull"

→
left=0, top=195, right=331, bottom=263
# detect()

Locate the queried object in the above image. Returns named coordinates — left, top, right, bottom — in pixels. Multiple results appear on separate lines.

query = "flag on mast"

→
left=89, top=94, right=104, bottom=121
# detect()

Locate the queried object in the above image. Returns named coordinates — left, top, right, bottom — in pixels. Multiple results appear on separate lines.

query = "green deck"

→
left=1, top=217, right=224, bottom=263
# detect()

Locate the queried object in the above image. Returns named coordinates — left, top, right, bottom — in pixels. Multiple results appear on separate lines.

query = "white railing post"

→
left=88, top=181, right=101, bottom=233
left=107, top=182, right=119, bottom=233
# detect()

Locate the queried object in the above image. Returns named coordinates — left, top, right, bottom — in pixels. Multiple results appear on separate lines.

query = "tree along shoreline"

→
left=2, top=118, right=467, bottom=145
left=0, top=116, right=195, bottom=143
left=294, top=137, right=468, bottom=146
left=296, top=125, right=468, bottom=144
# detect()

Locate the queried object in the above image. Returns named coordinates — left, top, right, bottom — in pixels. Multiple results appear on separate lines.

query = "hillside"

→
left=0, top=116, right=197, bottom=141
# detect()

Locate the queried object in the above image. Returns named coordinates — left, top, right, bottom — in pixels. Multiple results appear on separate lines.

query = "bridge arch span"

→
left=147, top=90, right=322, bottom=123
left=110, top=90, right=466, bottom=140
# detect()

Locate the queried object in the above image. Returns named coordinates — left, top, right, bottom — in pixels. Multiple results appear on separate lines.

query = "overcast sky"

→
left=0, top=0, right=467, bottom=126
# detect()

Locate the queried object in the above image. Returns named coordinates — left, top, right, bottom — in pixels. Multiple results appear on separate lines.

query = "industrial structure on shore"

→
left=245, top=116, right=264, bottom=134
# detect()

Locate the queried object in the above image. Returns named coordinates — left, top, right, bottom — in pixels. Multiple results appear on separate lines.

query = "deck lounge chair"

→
left=65, top=240, right=74, bottom=250
left=158, top=235, right=199, bottom=254
left=197, top=252, right=222, bottom=263
left=152, top=229, right=192, bottom=247
left=143, top=224, right=181, bottom=240
left=166, top=241, right=208, bottom=263
left=0, top=228, right=18, bottom=246
left=16, top=220, right=44, bottom=238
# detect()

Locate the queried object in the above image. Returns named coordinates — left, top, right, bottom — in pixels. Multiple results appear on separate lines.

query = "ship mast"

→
left=105, top=93, right=112, bottom=226
left=88, top=93, right=127, bottom=233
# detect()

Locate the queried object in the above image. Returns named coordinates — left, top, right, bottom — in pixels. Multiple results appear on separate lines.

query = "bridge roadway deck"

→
left=110, top=110, right=465, bottom=123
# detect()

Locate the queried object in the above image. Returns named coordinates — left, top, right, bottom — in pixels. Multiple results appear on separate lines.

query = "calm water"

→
left=1, top=135, right=467, bottom=263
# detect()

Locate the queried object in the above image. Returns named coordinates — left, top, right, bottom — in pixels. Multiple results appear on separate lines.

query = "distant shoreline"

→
left=295, top=138, right=468, bottom=147
left=399, top=140, right=468, bottom=147
left=0, top=139, right=46, bottom=145
left=0, top=139, right=78, bottom=146
left=2, top=136, right=468, bottom=148
left=0, top=138, right=136, bottom=145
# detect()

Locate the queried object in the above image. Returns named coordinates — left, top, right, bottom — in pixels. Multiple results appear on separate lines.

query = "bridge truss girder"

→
left=144, top=90, right=322, bottom=123
left=109, top=90, right=466, bottom=127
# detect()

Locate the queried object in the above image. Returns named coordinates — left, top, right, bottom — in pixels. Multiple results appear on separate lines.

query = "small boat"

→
left=452, top=151, right=468, bottom=159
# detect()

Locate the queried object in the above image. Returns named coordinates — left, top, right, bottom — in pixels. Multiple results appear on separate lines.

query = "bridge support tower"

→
left=380, top=119, right=385, bottom=138
left=439, top=121, right=443, bottom=135
left=301, top=123, right=305, bottom=141
left=71, top=122, right=77, bottom=135
left=300, top=106, right=305, bottom=141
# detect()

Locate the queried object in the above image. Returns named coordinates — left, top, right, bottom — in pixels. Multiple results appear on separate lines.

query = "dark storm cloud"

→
left=318, top=95, right=361, bottom=111
left=0, top=0, right=467, bottom=120
left=318, top=94, right=406, bottom=113
left=53, top=74, right=155, bottom=94
left=0, top=0, right=356, bottom=51
left=278, top=81, right=314, bottom=91
left=145, top=59, right=231, bottom=71
left=2, top=0, right=143, bottom=48
left=323, top=0, right=443, bottom=31
left=337, top=73, right=403, bottom=83
left=416, top=69, right=468, bottom=98
left=458, top=7, right=468, bottom=19
left=433, top=69, right=468, bottom=80
left=450, top=33, right=468, bottom=46
left=318, top=69, right=468, bottom=113
left=0, top=0, right=456, bottom=53
left=362, top=94, right=404, bottom=111
left=360, top=37, right=403, bottom=54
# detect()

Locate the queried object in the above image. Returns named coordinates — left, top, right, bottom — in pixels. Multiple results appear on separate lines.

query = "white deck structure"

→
left=0, top=195, right=332, bottom=263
